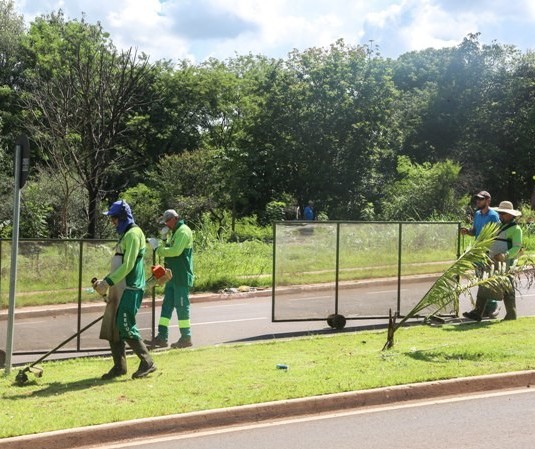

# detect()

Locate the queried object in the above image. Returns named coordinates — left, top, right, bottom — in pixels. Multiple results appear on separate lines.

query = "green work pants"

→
left=157, top=284, right=191, bottom=340
left=116, top=288, right=144, bottom=340
left=475, top=277, right=517, bottom=320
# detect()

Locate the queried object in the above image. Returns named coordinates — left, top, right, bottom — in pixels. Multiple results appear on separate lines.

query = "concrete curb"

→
left=1, top=369, right=534, bottom=449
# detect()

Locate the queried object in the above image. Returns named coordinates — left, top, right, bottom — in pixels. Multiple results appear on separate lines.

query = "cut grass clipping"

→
left=2, top=317, right=535, bottom=438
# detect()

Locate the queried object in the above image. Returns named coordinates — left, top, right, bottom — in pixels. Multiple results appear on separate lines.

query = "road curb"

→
left=1, top=369, right=534, bottom=449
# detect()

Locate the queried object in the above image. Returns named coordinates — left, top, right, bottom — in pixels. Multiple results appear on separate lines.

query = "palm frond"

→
left=383, top=223, right=501, bottom=350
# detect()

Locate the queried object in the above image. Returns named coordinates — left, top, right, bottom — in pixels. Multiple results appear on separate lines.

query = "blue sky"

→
left=13, top=0, right=535, bottom=63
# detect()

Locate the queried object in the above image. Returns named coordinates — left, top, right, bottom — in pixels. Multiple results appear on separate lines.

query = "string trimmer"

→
left=14, top=313, right=104, bottom=386
left=14, top=277, right=105, bottom=386
left=14, top=266, right=169, bottom=386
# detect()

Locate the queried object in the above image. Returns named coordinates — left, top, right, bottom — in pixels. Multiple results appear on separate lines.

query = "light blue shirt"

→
left=472, top=208, right=500, bottom=237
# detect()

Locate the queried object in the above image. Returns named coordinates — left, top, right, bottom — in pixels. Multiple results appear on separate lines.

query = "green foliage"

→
left=121, top=183, right=162, bottom=237
left=263, top=201, right=286, bottom=225
left=147, top=149, right=223, bottom=224
left=20, top=11, right=156, bottom=237
left=233, top=216, right=272, bottom=242
left=0, top=14, right=534, bottom=237
left=30, top=166, right=89, bottom=238
left=380, top=156, right=465, bottom=221
left=0, top=0, right=26, bottom=186
left=19, top=181, right=53, bottom=238
left=192, top=211, right=271, bottom=251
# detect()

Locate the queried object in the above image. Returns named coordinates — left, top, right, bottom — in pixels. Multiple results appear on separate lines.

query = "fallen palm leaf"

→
left=383, top=223, right=535, bottom=350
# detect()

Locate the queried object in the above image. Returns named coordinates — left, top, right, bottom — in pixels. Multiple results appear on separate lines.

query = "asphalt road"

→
left=2, top=278, right=535, bottom=366
left=85, top=388, right=535, bottom=449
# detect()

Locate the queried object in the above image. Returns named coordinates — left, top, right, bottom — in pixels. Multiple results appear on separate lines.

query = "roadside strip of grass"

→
left=2, top=317, right=535, bottom=439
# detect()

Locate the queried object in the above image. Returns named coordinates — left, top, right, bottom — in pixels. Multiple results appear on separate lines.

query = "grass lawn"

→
left=2, top=317, right=535, bottom=438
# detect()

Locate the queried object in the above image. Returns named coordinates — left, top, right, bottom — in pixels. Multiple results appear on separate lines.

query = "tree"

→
left=392, top=34, right=525, bottom=200
left=379, top=156, right=465, bottom=221
left=0, top=0, right=25, bottom=164
left=243, top=40, right=401, bottom=219
left=147, top=148, right=225, bottom=230
left=121, top=183, right=162, bottom=237
left=475, top=50, right=535, bottom=204
left=131, top=60, right=212, bottom=169
left=21, top=11, right=156, bottom=237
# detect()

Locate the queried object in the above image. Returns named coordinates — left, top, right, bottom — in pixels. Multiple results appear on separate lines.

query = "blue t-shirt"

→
left=473, top=208, right=500, bottom=237
left=304, top=206, right=314, bottom=220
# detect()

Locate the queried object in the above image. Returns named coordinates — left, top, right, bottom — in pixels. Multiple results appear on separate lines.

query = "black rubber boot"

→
left=127, top=339, right=157, bottom=379
left=102, top=340, right=127, bottom=380
left=503, top=294, right=517, bottom=320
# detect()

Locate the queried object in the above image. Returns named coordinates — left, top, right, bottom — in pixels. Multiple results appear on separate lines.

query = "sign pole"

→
left=4, top=135, right=30, bottom=375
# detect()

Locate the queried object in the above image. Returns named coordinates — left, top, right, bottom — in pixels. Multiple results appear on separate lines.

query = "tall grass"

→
left=195, top=239, right=272, bottom=291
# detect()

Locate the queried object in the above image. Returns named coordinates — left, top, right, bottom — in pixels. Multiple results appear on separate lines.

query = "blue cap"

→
left=104, top=200, right=130, bottom=217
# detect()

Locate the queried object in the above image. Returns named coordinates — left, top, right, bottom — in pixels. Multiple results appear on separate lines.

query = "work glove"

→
left=93, top=279, right=110, bottom=298
left=160, top=226, right=170, bottom=239
left=147, top=237, right=160, bottom=251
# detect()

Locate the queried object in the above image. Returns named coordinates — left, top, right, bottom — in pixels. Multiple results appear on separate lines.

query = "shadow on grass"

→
left=225, top=323, right=389, bottom=344
left=437, top=321, right=495, bottom=332
left=405, top=349, right=487, bottom=362
left=7, top=375, right=125, bottom=398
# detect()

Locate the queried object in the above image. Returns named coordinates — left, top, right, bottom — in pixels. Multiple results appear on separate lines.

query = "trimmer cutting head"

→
left=15, top=365, right=43, bottom=386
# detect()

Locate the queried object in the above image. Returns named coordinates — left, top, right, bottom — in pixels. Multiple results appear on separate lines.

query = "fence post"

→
left=151, top=249, right=156, bottom=340
left=335, top=222, right=340, bottom=315
left=77, top=240, right=84, bottom=351
left=396, top=223, right=403, bottom=317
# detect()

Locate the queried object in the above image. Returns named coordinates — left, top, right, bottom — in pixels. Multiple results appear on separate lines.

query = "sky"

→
left=12, top=0, right=535, bottom=64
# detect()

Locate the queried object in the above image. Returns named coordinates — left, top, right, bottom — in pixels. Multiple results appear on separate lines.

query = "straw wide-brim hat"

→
left=493, top=201, right=522, bottom=217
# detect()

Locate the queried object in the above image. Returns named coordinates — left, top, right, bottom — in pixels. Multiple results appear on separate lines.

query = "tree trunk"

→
left=87, top=189, right=99, bottom=239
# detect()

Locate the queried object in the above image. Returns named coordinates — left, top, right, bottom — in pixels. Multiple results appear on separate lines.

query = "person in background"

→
left=93, top=200, right=156, bottom=379
left=146, top=209, right=194, bottom=349
left=303, top=201, right=315, bottom=221
left=463, top=201, right=523, bottom=322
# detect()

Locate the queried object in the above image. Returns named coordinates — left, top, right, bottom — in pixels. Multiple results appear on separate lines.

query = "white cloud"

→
left=398, top=1, right=477, bottom=51
left=12, top=0, right=535, bottom=63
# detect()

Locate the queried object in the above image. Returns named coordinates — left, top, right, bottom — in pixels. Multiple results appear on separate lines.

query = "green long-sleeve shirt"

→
left=489, top=220, right=523, bottom=266
left=104, top=225, right=146, bottom=289
left=156, top=220, right=194, bottom=287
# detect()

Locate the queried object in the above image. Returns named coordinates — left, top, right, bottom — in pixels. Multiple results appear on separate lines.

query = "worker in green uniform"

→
left=146, top=209, right=194, bottom=349
left=93, top=200, right=157, bottom=379
left=463, top=201, right=523, bottom=322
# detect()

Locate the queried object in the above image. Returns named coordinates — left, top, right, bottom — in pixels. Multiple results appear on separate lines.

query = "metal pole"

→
left=334, top=222, right=340, bottom=315
left=271, top=222, right=277, bottom=322
left=4, top=144, right=22, bottom=375
left=396, top=222, right=403, bottom=317
left=151, top=249, right=156, bottom=339
left=77, top=240, right=84, bottom=351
